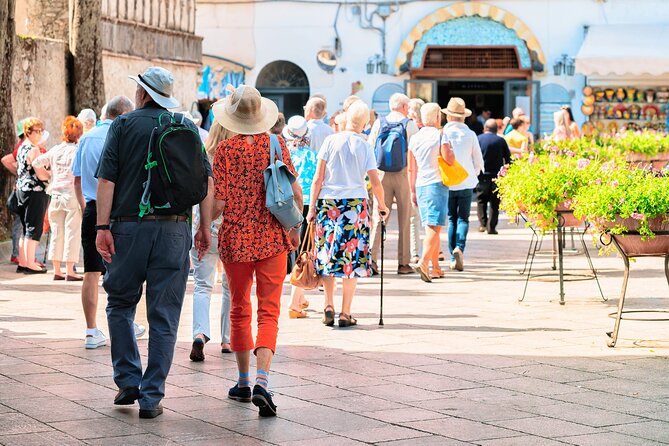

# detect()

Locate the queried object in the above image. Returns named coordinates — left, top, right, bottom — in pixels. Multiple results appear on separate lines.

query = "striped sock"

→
left=256, top=370, right=269, bottom=391
left=238, top=371, right=251, bottom=389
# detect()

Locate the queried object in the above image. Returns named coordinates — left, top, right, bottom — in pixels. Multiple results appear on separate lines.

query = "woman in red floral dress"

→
left=212, top=85, right=301, bottom=417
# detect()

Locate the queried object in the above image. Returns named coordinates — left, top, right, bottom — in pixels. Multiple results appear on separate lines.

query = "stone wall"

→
left=15, top=0, right=69, bottom=40
left=103, top=53, right=201, bottom=113
left=12, top=37, right=69, bottom=141
left=101, top=19, right=202, bottom=64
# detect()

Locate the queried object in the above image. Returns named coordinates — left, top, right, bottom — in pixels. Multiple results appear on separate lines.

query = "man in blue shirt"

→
left=72, top=95, right=136, bottom=349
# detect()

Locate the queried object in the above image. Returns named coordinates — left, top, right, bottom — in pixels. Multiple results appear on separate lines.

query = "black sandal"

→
left=338, top=313, right=357, bottom=328
left=322, top=305, right=335, bottom=327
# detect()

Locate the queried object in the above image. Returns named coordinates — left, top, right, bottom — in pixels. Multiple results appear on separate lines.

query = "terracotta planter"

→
left=626, top=152, right=669, bottom=170
left=606, top=216, right=669, bottom=257
left=523, top=205, right=584, bottom=230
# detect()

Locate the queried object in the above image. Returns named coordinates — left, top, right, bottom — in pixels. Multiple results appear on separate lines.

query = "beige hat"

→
left=441, top=97, right=472, bottom=118
left=212, top=85, right=279, bottom=135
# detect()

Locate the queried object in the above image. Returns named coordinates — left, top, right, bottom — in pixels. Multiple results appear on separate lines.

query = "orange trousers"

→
left=223, top=251, right=287, bottom=354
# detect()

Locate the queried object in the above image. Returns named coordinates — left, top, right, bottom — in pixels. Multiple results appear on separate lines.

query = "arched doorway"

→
left=397, top=3, right=546, bottom=135
left=256, top=60, right=310, bottom=119
left=372, top=83, right=404, bottom=116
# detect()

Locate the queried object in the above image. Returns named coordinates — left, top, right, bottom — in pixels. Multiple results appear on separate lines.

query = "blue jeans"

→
left=447, top=188, right=474, bottom=260
left=190, top=235, right=231, bottom=344
left=104, top=220, right=191, bottom=410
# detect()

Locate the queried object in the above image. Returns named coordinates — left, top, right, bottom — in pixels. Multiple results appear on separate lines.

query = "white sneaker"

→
left=134, top=323, right=146, bottom=338
left=453, top=247, right=464, bottom=271
left=85, top=330, right=107, bottom=349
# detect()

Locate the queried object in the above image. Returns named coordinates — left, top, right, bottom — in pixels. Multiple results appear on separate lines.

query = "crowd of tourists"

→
left=3, top=65, right=544, bottom=419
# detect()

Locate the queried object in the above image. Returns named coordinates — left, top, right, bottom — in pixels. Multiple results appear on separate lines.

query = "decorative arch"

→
left=256, top=60, right=309, bottom=89
left=394, top=2, right=546, bottom=73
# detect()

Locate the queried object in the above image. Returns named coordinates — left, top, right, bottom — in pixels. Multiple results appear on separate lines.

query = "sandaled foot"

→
left=289, top=308, right=307, bottom=319
left=414, top=263, right=432, bottom=283
left=338, top=313, right=357, bottom=328
left=431, top=269, right=445, bottom=279
left=322, top=305, right=335, bottom=326
left=300, top=300, right=309, bottom=309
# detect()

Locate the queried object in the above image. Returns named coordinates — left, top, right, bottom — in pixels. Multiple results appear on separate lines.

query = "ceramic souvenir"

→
left=594, top=90, right=605, bottom=102
left=582, top=86, right=593, bottom=96
left=645, top=89, right=655, bottom=103
left=581, top=104, right=594, bottom=116
left=626, top=88, right=637, bottom=103
left=605, top=88, right=615, bottom=101
left=625, top=122, right=641, bottom=132
left=629, top=104, right=641, bottom=119
left=583, top=95, right=595, bottom=106
left=615, top=88, right=626, bottom=102
left=581, top=121, right=595, bottom=136
left=607, top=121, right=619, bottom=134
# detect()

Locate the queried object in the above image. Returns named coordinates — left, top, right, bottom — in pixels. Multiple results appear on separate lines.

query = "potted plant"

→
left=572, top=169, right=669, bottom=256
left=606, top=131, right=669, bottom=170
left=497, top=152, right=603, bottom=232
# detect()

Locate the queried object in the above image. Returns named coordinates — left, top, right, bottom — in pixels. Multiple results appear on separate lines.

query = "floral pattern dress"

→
left=315, top=198, right=372, bottom=278
left=213, top=133, right=297, bottom=264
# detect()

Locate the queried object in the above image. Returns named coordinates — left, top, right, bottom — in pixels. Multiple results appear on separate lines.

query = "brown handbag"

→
left=290, top=223, right=322, bottom=290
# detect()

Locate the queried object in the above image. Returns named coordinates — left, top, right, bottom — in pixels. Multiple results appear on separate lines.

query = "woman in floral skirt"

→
left=307, top=100, right=388, bottom=327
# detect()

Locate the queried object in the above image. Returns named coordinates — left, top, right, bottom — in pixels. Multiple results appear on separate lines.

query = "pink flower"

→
left=315, top=225, right=325, bottom=237
left=631, top=212, right=645, bottom=220
left=595, top=178, right=602, bottom=185
left=528, top=151, right=536, bottom=164
left=577, top=158, right=591, bottom=169
left=619, top=197, right=625, bottom=204
left=566, top=150, right=576, bottom=157
left=343, top=263, right=353, bottom=276
left=611, top=180, right=619, bottom=187
left=498, top=165, right=509, bottom=177
left=345, top=239, right=358, bottom=253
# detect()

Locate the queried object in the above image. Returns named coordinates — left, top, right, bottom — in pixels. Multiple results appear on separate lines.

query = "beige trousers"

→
left=48, top=194, right=82, bottom=263
left=370, top=168, right=411, bottom=266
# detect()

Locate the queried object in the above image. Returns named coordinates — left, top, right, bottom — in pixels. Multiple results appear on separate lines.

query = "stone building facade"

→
left=14, top=0, right=202, bottom=137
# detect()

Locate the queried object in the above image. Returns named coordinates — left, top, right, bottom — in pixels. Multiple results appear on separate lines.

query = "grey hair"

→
left=389, top=93, right=410, bottom=111
left=106, top=95, right=135, bottom=119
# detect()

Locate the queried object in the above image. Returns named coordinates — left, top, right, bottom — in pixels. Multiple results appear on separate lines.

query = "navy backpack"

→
left=374, top=117, right=409, bottom=172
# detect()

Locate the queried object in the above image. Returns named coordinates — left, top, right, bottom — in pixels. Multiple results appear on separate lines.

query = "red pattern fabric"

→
left=213, top=133, right=297, bottom=263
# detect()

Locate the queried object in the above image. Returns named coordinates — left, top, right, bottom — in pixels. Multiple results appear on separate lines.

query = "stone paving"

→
left=1, top=213, right=669, bottom=445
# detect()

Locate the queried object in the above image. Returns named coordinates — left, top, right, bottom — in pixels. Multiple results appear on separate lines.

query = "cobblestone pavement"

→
left=2, top=213, right=669, bottom=445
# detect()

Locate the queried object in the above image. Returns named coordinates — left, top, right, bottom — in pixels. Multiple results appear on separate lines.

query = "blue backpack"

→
left=264, top=134, right=304, bottom=230
left=374, top=117, right=409, bottom=172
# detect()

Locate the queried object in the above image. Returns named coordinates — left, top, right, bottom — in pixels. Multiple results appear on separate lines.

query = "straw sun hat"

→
left=212, top=85, right=279, bottom=135
left=441, top=97, right=472, bottom=118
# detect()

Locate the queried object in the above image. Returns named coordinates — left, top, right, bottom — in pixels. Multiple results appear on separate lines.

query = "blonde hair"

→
left=204, top=121, right=231, bottom=158
left=342, top=95, right=360, bottom=112
left=408, top=98, right=425, bottom=123
left=553, top=110, right=571, bottom=137
left=23, top=117, right=44, bottom=135
left=420, top=103, right=441, bottom=127
left=345, top=101, right=370, bottom=133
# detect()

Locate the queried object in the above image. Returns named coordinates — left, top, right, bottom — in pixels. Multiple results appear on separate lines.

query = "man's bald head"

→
left=484, top=118, right=498, bottom=134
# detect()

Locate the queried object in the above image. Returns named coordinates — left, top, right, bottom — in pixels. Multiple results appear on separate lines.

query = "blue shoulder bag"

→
left=264, top=134, right=304, bottom=230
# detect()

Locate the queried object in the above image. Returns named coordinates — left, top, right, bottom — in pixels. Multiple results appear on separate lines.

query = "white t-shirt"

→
left=409, top=126, right=442, bottom=188
left=441, top=122, right=484, bottom=191
left=317, top=131, right=376, bottom=200
left=33, top=142, right=78, bottom=196
left=307, top=119, right=334, bottom=153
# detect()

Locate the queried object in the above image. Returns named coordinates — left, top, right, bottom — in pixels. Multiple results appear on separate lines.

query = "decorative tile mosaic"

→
left=410, top=16, right=532, bottom=69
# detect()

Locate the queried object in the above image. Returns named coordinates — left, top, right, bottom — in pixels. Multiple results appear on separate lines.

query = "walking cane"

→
left=379, top=216, right=387, bottom=327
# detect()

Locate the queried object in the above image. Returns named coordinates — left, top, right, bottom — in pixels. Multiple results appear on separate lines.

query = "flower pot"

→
left=607, top=216, right=669, bottom=257
left=626, top=152, right=669, bottom=170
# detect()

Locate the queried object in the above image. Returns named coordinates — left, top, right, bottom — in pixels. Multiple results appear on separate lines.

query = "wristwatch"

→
left=95, top=224, right=111, bottom=231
